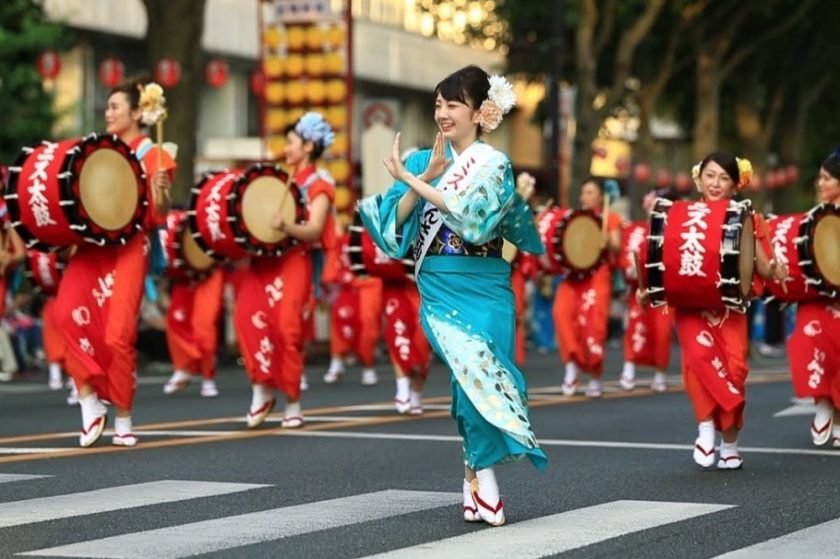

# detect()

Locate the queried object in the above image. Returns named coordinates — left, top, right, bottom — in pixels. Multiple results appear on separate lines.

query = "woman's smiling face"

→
left=434, top=93, right=479, bottom=143
left=698, top=161, right=736, bottom=201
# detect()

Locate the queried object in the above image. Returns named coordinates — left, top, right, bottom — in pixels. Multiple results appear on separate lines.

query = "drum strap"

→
left=412, top=141, right=496, bottom=274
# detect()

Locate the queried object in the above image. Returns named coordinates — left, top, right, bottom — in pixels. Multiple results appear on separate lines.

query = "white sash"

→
left=412, top=141, right=497, bottom=274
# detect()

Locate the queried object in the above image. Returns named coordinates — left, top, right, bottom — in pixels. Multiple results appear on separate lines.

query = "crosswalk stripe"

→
left=363, top=500, right=734, bottom=558
left=0, top=473, right=51, bottom=484
left=21, top=489, right=460, bottom=558
left=0, top=480, right=267, bottom=529
left=713, top=517, right=840, bottom=558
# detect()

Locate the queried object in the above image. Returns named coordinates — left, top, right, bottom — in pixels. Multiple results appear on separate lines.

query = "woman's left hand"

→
left=153, top=170, right=171, bottom=201
left=383, top=132, right=411, bottom=182
left=271, top=212, right=286, bottom=232
left=769, top=258, right=789, bottom=282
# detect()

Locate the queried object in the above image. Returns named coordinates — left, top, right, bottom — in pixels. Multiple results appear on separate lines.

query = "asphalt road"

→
left=0, top=344, right=836, bottom=558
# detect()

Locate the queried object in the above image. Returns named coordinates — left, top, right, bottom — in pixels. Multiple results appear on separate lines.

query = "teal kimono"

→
left=358, top=141, right=547, bottom=471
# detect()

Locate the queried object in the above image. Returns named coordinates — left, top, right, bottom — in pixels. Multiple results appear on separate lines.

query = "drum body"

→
left=538, top=207, right=606, bottom=279
left=25, top=250, right=64, bottom=295
left=5, top=134, right=147, bottom=250
left=161, top=210, right=215, bottom=280
left=346, top=213, right=414, bottom=281
left=767, top=205, right=840, bottom=301
left=620, top=221, right=648, bottom=285
left=189, top=164, right=306, bottom=260
left=646, top=198, right=755, bottom=311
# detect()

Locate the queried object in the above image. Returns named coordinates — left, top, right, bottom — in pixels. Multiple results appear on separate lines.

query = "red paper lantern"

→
left=766, top=172, right=778, bottom=189
left=655, top=168, right=672, bottom=188
left=36, top=50, right=61, bottom=80
left=674, top=171, right=692, bottom=192
left=615, top=156, right=629, bottom=175
left=632, top=162, right=651, bottom=183
left=155, top=58, right=181, bottom=88
left=205, top=59, right=229, bottom=88
left=785, top=165, right=800, bottom=184
left=249, top=70, right=265, bottom=97
left=98, top=57, right=125, bottom=88
left=750, top=173, right=762, bottom=190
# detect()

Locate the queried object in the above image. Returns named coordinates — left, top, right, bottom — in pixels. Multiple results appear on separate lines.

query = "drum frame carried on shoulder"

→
left=549, top=208, right=607, bottom=281
left=346, top=212, right=414, bottom=282
left=5, top=133, right=148, bottom=251
left=795, top=203, right=840, bottom=299
left=646, top=197, right=754, bottom=312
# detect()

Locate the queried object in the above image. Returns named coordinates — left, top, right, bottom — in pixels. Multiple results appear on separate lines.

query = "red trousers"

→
left=382, top=282, right=430, bottom=379
left=511, top=267, right=527, bottom=365
left=623, top=294, right=672, bottom=370
left=676, top=309, right=748, bottom=432
left=234, top=248, right=311, bottom=400
left=166, top=268, right=224, bottom=378
left=41, top=297, right=65, bottom=366
left=788, top=301, right=840, bottom=407
left=329, top=282, right=359, bottom=357
left=553, top=266, right=611, bottom=376
left=354, top=276, right=382, bottom=368
left=56, top=234, right=147, bottom=410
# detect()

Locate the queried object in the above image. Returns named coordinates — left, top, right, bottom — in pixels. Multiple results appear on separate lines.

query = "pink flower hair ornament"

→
left=477, top=75, right=516, bottom=133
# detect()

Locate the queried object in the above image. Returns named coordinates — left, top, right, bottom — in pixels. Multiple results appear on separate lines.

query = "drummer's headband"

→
left=294, top=112, right=335, bottom=150
left=691, top=157, right=752, bottom=190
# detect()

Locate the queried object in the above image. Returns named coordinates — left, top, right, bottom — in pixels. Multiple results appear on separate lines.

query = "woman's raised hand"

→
left=383, top=132, right=409, bottom=181
left=421, top=132, right=449, bottom=182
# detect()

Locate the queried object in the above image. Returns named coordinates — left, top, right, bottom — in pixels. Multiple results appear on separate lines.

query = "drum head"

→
left=78, top=148, right=139, bottom=231
left=182, top=227, right=215, bottom=272
left=241, top=176, right=294, bottom=244
left=563, top=215, right=602, bottom=270
left=738, top=217, right=755, bottom=297
left=814, top=214, right=840, bottom=287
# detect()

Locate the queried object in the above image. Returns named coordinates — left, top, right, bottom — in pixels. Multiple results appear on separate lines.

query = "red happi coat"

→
left=553, top=211, right=622, bottom=376
left=788, top=301, right=840, bottom=407
left=234, top=165, right=336, bottom=399
left=675, top=214, right=770, bottom=431
left=55, top=136, right=174, bottom=409
left=511, top=251, right=539, bottom=365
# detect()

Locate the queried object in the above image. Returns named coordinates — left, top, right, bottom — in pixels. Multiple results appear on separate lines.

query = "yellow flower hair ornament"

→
left=736, top=157, right=753, bottom=190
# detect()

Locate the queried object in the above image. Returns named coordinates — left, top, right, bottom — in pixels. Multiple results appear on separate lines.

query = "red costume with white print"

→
left=553, top=211, right=622, bottom=376
left=234, top=165, right=336, bottom=399
left=788, top=301, right=840, bottom=407
left=382, top=281, right=430, bottom=379
left=55, top=136, right=174, bottom=409
left=511, top=252, right=538, bottom=365
left=166, top=268, right=224, bottom=379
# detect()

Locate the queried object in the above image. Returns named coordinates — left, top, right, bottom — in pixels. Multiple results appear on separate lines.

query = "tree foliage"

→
left=0, top=0, right=71, bottom=163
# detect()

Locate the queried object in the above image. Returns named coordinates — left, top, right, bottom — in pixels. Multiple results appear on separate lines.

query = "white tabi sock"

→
left=395, top=377, right=410, bottom=402
left=48, top=363, right=62, bottom=383
left=79, top=394, right=106, bottom=427
left=815, top=399, right=833, bottom=427
left=114, top=416, right=133, bottom=436
left=563, top=362, right=580, bottom=385
left=250, top=384, right=274, bottom=410
left=409, top=390, right=422, bottom=408
left=621, top=362, right=635, bottom=380
left=475, top=468, right=500, bottom=505
left=697, top=420, right=715, bottom=450
left=328, top=357, right=345, bottom=374
left=284, top=400, right=302, bottom=419
left=719, top=440, right=738, bottom=459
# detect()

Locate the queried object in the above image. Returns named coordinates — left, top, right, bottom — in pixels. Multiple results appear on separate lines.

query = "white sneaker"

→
left=200, top=379, right=219, bottom=398
left=163, top=370, right=192, bottom=395
left=299, top=374, right=309, bottom=392
left=323, top=368, right=344, bottom=384
left=361, top=368, right=378, bottom=386
left=585, top=379, right=602, bottom=398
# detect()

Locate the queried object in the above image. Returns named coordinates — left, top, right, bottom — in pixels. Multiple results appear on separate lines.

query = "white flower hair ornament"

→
left=691, top=162, right=702, bottom=192
left=294, top=112, right=335, bottom=150
left=478, top=75, right=516, bottom=133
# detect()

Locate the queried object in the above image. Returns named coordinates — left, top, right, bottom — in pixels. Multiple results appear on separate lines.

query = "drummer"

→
left=554, top=178, right=623, bottom=398
left=783, top=149, right=840, bottom=447
left=235, top=111, right=338, bottom=429
left=55, top=76, right=174, bottom=447
left=638, top=152, right=786, bottom=470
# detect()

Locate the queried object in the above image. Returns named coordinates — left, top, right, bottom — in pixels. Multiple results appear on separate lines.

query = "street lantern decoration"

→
left=655, top=168, right=672, bottom=189
left=750, top=173, right=762, bottom=190
left=155, top=58, right=181, bottom=88
left=205, top=59, right=229, bottom=88
left=632, top=162, right=651, bottom=184
left=674, top=171, right=692, bottom=192
left=785, top=165, right=800, bottom=185
left=98, top=57, right=125, bottom=88
left=36, top=50, right=61, bottom=80
left=249, top=70, right=266, bottom=97
left=766, top=171, right=778, bottom=189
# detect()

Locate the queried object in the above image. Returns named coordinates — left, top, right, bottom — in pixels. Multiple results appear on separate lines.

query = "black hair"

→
left=434, top=65, right=490, bottom=111
left=284, top=122, right=326, bottom=160
left=699, top=151, right=739, bottom=185
left=580, top=176, right=603, bottom=193
left=821, top=147, right=840, bottom=180
left=108, top=75, right=152, bottom=111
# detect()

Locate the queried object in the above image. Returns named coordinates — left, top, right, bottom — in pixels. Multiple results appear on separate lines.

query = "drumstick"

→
left=601, top=193, right=610, bottom=248
left=632, top=250, right=645, bottom=293
left=155, top=121, right=171, bottom=203
left=276, top=186, right=292, bottom=234
left=771, top=247, right=787, bottom=295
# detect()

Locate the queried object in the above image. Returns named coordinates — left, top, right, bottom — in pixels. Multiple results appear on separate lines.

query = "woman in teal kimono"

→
left=358, top=65, right=547, bottom=527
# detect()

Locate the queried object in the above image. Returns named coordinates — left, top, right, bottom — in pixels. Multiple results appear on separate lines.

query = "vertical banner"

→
left=259, top=0, right=354, bottom=216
